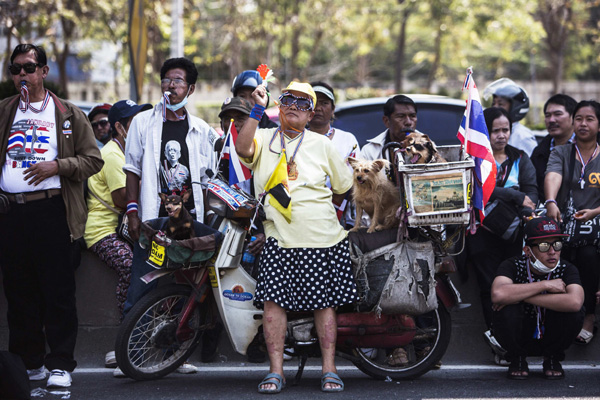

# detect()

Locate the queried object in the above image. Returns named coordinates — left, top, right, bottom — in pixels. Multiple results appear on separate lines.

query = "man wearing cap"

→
left=362, top=94, right=420, bottom=162
left=231, top=70, right=277, bottom=129
left=0, top=43, right=103, bottom=388
left=309, top=81, right=360, bottom=228
left=490, top=217, right=584, bottom=380
left=88, top=103, right=112, bottom=149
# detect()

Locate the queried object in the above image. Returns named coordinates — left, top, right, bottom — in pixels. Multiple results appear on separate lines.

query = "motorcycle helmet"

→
left=231, top=70, right=263, bottom=96
left=482, top=78, right=530, bottom=122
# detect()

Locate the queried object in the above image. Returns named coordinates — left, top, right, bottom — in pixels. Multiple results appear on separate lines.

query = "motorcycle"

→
left=114, top=176, right=468, bottom=382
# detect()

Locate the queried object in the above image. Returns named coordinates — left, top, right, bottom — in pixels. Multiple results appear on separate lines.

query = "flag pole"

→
left=461, top=67, right=473, bottom=161
left=216, top=119, right=234, bottom=173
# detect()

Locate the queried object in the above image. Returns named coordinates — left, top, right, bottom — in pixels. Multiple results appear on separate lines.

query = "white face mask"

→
left=527, top=248, right=559, bottom=274
left=165, top=87, right=190, bottom=112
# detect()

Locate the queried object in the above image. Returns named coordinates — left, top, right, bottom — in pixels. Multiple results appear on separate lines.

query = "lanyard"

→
left=112, top=138, right=124, bottom=154
left=268, top=128, right=304, bottom=163
left=19, top=88, right=50, bottom=114
left=526, top=259, right=552, bottom=339
left=324, top=126, right=335, bottom=138
left=574, top=143, right=599, bottom=189
left=162, top=93, right=186, bottom=122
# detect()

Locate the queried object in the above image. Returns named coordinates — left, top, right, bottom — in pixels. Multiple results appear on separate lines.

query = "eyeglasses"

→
left=161, top=78, right=188, bottom=87
left=8, top=62, right=43, bottom=75
left=534, top=241, right=563, bottom=252
left=278, top=93, right=313, bottom=111
left=91, top=118, right=110, bottom=129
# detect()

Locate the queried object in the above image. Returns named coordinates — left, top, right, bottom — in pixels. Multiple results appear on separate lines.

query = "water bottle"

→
left=242, top=236, right=257, bottom=265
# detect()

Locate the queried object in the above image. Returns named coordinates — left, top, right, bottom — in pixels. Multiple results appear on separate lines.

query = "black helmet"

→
left=483, top=78, right=530, bottom=122
left=231, top=70, right=263, bottom=96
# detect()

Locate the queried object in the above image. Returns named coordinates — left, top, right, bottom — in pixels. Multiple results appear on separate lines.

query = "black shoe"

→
left=201, top=324, right=222, bottom=363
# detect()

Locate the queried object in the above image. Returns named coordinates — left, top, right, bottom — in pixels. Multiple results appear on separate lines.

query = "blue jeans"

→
left=122, top=241, right=157, bottom=317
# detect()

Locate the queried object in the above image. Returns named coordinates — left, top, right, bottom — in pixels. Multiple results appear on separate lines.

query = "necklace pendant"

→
left=287, top=160, right=299, bottom=181
left=580, top=179, right=585, bottom=190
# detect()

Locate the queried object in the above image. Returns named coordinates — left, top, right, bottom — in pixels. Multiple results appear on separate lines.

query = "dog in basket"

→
left=347, top=157, right=402, bottom=234
left=159, top=192, right=195, bottom=240
left=399, top=132, right=447, bottom=164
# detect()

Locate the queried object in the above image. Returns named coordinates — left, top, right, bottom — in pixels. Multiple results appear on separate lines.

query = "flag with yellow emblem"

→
left=264, top=150, right=292, bottom=222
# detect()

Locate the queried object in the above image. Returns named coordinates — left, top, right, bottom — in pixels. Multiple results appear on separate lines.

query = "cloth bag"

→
left=350, top=240, right=437, bottom=316
left=481, top=198, right=522, bottom=242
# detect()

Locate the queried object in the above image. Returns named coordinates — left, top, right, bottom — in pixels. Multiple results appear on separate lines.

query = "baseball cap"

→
left=88, top=103, right=112, bottom=121
left=524, top=217, right=569, bottom=242
left=283, top=82, right=317, bottom=108
left=218, top=97, right=252, bottom=119
left=108, top=100, right=152, bottom=130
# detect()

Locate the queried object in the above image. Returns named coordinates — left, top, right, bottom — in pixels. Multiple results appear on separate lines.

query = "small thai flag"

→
left=221, top=122, right=252, bottom=186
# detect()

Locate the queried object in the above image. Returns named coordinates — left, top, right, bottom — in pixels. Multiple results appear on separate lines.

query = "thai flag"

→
left=457, top=69, right=497, bottom=220
left=221, top=122, right=252, bottom=186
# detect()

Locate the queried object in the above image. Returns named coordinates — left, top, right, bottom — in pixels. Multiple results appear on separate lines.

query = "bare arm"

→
left=236, top=87, right=268, bottom=159
left=525, top=284, right=584, bottom=313
left=110, top=187, right=127, bottom=210
left=125, top=171, right=141, bottom=241
left=544, top=171, right=563, bottom=223
left=491, top=276, right=566, bottom=305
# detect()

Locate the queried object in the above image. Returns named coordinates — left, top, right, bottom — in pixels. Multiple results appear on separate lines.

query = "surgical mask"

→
left=164, top=87, right=190, bottom=112
left=527, top=249, right=559, bottom=274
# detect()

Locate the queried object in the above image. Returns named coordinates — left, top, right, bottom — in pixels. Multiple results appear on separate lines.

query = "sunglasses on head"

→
left=8, top=62, right=43, bottom=75
left=91, top=118, right=110, bottom=129
left=278, top=93, right=313, bottom=111
left=533, top=241, right=563, bottom=252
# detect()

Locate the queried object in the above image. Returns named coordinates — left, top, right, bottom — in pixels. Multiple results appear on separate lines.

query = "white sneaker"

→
left=283, top=347, right=294, bottom=361
left=176, top=362, right=198, bottom=374
left=105, top=351, right=117, bottom=368
left=47, top=369, right=72, bottom=388
left=27, top=366, right=47, bottom=381
left=113, top=367, right=126, bottom=378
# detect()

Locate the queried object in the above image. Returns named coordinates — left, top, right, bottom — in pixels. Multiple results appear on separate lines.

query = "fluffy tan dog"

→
left=347, top=157, right=402, bottom=233
left=400, top=132, right=447, bottom=164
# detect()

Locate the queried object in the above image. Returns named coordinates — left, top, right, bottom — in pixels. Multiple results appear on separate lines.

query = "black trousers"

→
left=0, top=196, right=79, bottom=371
left=466, top=227, right=523, bottom=329
left=562, top=245, right=600, bottom=317
left=492, top=303, right=583, bottom=361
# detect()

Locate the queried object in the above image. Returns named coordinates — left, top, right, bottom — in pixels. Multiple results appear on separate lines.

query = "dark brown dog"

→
left=400, top=132, right=447, bottom=164
left=159, top=192, right=194, bottom=240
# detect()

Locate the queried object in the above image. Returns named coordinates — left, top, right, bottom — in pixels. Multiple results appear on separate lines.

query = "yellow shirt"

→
left=84, top=140, right=126, bottom=248
left=241, top=128, right=352, bottom=248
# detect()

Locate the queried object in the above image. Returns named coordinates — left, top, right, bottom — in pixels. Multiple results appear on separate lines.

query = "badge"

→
left=63, top=120, right=71, bottom=129
left=224, top=97, right=232, bottom=105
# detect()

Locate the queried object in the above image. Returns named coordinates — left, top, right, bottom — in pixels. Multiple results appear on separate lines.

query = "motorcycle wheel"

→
left=115, top=284, right=203, bottom=381
left=351, top=303, right=451, bottom=380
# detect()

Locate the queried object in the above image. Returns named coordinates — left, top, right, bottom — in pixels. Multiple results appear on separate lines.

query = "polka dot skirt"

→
left=253, top=237, right=358, bottom=311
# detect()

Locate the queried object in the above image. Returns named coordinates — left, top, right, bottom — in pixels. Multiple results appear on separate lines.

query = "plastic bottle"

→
left=242, top=236, right=257, bottom=264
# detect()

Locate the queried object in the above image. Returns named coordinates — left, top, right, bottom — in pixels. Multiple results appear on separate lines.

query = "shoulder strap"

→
left=568, top=143, right=576, bottom=181
left=89, top=189, right=120, bottom=214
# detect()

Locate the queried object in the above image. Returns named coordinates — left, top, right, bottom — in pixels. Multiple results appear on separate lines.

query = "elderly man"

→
left=362, top=95, right=419, bottom=162
left=120, top=57, right=219, bottom=374
left=491, top=217, right=584, bottom=380
left=88, top=103, right=112, bottom=149
left=0, top=44, right=103, bottom=388
left=530, top=94, right=577, bottom=202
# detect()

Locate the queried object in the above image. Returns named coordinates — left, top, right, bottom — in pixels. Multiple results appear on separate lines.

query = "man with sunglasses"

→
left=88, top=103, right=112, bottom=149
left=490, top=216, right=584, bottom=380
left=0, top=44, right=103, bottom=388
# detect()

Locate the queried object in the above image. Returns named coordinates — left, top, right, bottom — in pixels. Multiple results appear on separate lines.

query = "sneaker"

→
left=483, top=330, right=507, bottom=358
left=105, top=351, right=117, bottom=368
left=27, top=366, right=47, bottom=381
left=176, top=362, right=198, bottom=374
left=494, top=354, right=511, bottom=366
left=283, top=347, right=295, bottom=361
left=47, top=369, right=72, bottom=388
left=113, top=367, right=126, bottom=378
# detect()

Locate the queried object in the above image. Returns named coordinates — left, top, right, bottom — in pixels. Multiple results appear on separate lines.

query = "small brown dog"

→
left=399, top=132, right=447, bottom=164
left=347, top=157, right=402, bottom=233
left=159, top=192, right=195, bottom=240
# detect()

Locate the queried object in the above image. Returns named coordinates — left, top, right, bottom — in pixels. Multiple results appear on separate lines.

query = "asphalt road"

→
left=27, top=362, right=600, bottom=400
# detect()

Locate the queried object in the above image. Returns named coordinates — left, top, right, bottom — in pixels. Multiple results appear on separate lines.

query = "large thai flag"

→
left=221, top=122, right=252, bottom=186
left=457, top=70, right=497, bottom=221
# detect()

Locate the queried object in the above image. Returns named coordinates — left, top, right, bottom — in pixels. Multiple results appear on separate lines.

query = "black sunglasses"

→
left=534, top=241, right=563, bottom=253
left=8, top=62, right=43, bottom=75
left=91, top=119, right=110, bottom=129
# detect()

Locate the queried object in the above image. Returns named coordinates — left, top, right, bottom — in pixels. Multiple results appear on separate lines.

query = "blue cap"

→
left=108, top=100, right=152, bottom=130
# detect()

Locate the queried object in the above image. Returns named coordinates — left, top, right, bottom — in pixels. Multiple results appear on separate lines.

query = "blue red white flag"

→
left=221, top=122, right=252, bottom=186
left=457, top=68, right=497, bottom=221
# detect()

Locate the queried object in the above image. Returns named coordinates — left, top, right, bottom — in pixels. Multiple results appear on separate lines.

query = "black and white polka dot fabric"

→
left=253, top=237, right=358, bottom=311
